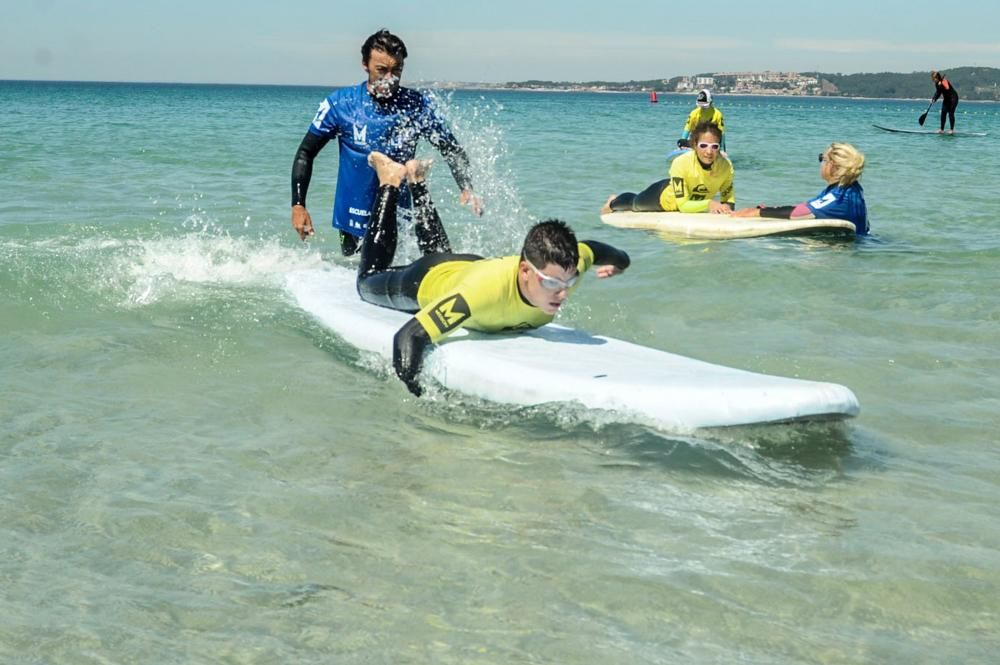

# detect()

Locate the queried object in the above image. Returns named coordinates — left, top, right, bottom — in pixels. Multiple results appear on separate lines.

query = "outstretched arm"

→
left=714, top=173, right=735, bottom=214
left=731, top=203, right=815, bottom=220
left=423, top=101, right=483, bottom=216
left=580, top=240, right=630, bottom=278
left=437, top=139, right=484, bottom=216
left=393, top=318, right=433, bottom=396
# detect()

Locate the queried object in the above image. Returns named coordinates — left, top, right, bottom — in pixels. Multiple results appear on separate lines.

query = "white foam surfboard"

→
left=287, top=268, right=860, bottom=430
left=601, top=211, right=856, bottom=239
left=873, top=124, right=988, bottom=137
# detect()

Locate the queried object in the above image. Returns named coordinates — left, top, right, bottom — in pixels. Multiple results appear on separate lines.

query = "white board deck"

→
left=287, top=268, right=860, bottom=431
left=601, top=211, right=856, bottom=240
left=872, top=124, right=988, bottom=137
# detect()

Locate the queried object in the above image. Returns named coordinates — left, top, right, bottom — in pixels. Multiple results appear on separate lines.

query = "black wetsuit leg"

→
left=941, top=95, right=958, bottom=131
left=358, top=183, right=481, bottom=311
left=358, top=252, right=483, bottom=312
left=608, top=179, right=669, bottom=212
left=409, top=180, right=452, bottom=255
left=358, top=185, right=401, bottom=279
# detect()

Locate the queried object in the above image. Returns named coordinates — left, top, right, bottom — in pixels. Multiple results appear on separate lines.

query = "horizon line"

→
left=3, top=65, right=999, bottom=89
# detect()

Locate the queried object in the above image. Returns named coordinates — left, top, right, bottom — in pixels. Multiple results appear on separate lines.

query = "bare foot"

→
left=600, top=194, right=617, bottom=215
left=368, top=151, right=405, bottom=187
left=405, top=158, right=434, bottom=184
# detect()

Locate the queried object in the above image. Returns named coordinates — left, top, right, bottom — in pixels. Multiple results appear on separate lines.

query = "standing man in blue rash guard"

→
left=290, top=29, right=483, bottom=256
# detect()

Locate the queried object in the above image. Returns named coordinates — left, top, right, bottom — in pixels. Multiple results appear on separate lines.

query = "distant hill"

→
left=806, top=67, right=1000, bottom=101
left=471, top=67, right=1000, bottom=101
left=496, top=78, right=670, bottom=92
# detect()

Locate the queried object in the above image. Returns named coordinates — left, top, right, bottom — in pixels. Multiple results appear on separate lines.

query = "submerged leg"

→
left=339, top=231, right=360, bottom=256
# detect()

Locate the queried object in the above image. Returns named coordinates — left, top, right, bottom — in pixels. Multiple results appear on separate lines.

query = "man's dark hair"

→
left=690, top=121, right=722, bottom=144
left=361, top=29, right=408, bottom=64
left=521, top=219, right=579, bottom=272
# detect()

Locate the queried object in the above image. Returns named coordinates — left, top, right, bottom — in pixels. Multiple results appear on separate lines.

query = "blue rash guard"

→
left=806, top=182, right=869, bottom=235
left=307, top=82, right=472, bottom=236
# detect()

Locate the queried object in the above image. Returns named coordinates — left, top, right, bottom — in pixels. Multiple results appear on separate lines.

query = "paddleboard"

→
left=286, top=267, right=860, bottom=430
left=872, top=124, right=988, bottom=137
left=601, top=211, right=856, bottom=240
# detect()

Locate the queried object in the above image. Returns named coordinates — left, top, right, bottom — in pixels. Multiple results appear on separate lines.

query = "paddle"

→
left=917, top=99, right=935, bottom=126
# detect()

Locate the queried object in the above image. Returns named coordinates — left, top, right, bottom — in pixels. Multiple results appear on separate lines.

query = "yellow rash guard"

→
left=682, top=106, right=726, bottom=137
left=413, top=243, right=597, bottom=342
left=659, top=149, right=735, bottom=213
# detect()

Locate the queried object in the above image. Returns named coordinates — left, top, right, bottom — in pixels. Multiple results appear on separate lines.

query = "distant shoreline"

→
left=3, top=78, right=998, bottom=104
left=429, top=85, right=1000, bottom=105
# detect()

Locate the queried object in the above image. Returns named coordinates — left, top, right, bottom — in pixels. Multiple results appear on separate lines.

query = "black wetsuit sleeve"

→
left=758, top=205, right=797, bottom=219
left=580, top=240, right=631, bottom=271
left=393, top=317, right=433, bottom=396
left=291, top=132, right=330, bottom=207
left=427, top=133, right=474, bottom=192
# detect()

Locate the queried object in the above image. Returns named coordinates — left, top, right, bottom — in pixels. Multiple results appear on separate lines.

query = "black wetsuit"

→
left=608, top=179, right=671, bottom=212
left=933, top=78, right=960, bottom=131
left=357, top=181, right=478, bottom=313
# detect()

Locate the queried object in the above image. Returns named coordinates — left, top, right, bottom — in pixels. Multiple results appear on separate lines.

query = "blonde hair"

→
left=825, top=143, right=865, bottom=186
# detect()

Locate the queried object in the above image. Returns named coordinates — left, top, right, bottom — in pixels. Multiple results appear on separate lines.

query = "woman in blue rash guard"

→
left=730, top=142, right=868, bottom=235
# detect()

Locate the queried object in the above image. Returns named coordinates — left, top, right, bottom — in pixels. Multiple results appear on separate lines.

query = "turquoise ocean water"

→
left=2, top=80, right=999, bottom=663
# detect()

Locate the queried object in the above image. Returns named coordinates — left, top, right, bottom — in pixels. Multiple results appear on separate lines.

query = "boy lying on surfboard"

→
left=357, top=152, right=631, bottom=395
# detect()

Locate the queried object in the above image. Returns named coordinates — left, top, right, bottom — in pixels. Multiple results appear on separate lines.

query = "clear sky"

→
left=4, top=0, right=999, bottom=85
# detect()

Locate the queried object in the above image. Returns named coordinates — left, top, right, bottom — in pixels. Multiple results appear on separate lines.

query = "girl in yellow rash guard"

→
left=602, top=122, right=734, bottom=215
left=358, top=152, right=630, bottom=396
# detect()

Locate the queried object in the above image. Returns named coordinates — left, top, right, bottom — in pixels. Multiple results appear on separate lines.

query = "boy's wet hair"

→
left=521, top=219, right=579, bottom=272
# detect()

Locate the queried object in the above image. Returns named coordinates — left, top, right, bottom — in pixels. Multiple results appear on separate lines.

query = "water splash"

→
left=418, top=91, right=533, bottom=258
left=0, top=222, right=326, bottom=310
left=119, top=223, right=325, bottom=306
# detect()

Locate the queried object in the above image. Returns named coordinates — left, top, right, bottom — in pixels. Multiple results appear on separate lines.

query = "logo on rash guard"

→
left=689, top=184, right=709, bottom=201
left=810, top=192, right=836, bottom=209
left=671, top=177, right=686, bottom=199
left=311, top=99, right=331, bottom=130
left=353, top=124, right=368, bottom=145
left=429, top=294, right=470, bottom=333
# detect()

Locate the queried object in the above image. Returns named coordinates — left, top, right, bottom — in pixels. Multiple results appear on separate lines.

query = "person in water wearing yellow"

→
left=360, top=152, right=631, bottom=396
left=678, top=89, right=725, bottom=151
left=602, top=122, right=734, bottom=214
